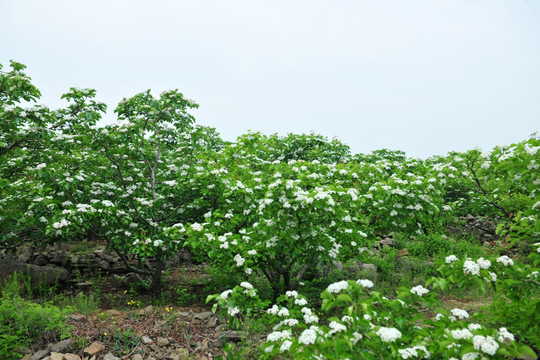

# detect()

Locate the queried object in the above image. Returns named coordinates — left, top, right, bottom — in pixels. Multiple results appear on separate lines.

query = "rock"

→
left=75, top=281, right=93, bottom=290
left=83, top=341, right=105, bottom=357
left=379, top=238, right=394, bottom=247
left=215, top=324, right=227, bottom=332
left=21, top=355, right=32, bottom=360
left=34, top=255, right=48, bottom=266
left=94, top=247, right=106, bottom=258
left=50, top=339, right=73, bottom=353
left=192, top=311, right=213, bottom=321
left=207, top=316, right=218, bottom=327
left=131, top=354, right=143, bottom=360
left=141, top=336, right=153, bottom=344
left=105, top=309, right=121, bottom=316
left=0, top=260, right=69, bottom=287
left=99, top=260, right=110, bottom=270
left=397, top=248, right=409, bottom=257
left=63, top=355, right=81, bottom=360
left=103, top=353, right=120, bottom=360
left=70, top=314, right=87, bottom=322
left=156, top=336, right=170, bottom=346
left=30, top=350, right=50, bottom=360
left=18, top=245, right=35, bottom=263
left=194, top=339, right=208, bottom=353
left=139, top=305, right=154, bottom=316
left=167, top=353, right=180, bottom=360
left=466, top=214, right=475, bottom=221
left=50, top=352, right=64, bottom=360
left=219, top=330, right=245, bottom=342
left=176, top=311, right=191, bottom=318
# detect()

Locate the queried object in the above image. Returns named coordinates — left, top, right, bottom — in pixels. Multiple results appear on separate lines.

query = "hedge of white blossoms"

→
left=208, top=249, right=539, bottom=359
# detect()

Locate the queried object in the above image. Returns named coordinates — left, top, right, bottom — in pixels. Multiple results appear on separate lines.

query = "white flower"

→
left=191, top=223, right=203, bottom=231
left=376, top=327, right=402, bottom=342
left=476, top=257, right=491, bottom=269
left=295, top=298, right=308, bottom=306
left=410, top=285, right=429, bottom=296
left=450, top=308, right=469, bottom=320
left=450, top=328, right=473, bottom=340
left=280, top=340, right=292, bottom=352
left=357, top=279, right=374, bottom=288
left=462, top=353, right=481, bottom=360
left=36, top=163, right=46, bottom=170
left=285, top=290, right=298, bottom=298
left=163, top=180, right=177, bottom=186
left=298, top=328, right=317, bottom=345
left=496, top=255, right=514, bottom=266
left=234, top=254, right=245, bottom=267
left=247, top=249, right=257, bottom=256
left=227, top=306, right=240, bottom=316
left=283, top=318, right=299, bottom=327
left=328, top=321, right=347, bottom=334
left=472, top=335, right=499, bottom=355
left=445, top=255, right=458, bottom=264
left=327, top=280, right=349, bottom=293
left=220, top=290, right=233, bottom=299
left=398, top=345, right=430, bottom=359
left=266, top=305, right=279, bottom=315
left=498, top=327, right=515, bottom=343
left=468, top=323, right=482, bottom=331
left=240, top=281, right=253, bottom=290
left=267, top=330, right=291, bottom=342
left=102, top=200, right=114, bottom=207
left=277, top=308, right=290, bottom=317
left=351, top=332, right=363, bottom=344
left=463, top=260, right=480, bottom=276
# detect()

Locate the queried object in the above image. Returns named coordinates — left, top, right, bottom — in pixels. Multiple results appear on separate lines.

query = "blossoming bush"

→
left=430, top=243, right=540, bottom=349
left=209, top=248, right=539, bottom=359
left=439, top=135, right=540, bottom=245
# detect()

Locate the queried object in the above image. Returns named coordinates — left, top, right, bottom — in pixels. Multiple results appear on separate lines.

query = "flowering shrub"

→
left=210, top=249, right=539, bottom=359
left=430, top=243, right=540, bottom=348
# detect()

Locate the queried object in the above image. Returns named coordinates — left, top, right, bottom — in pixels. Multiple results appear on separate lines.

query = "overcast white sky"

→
left=1, top=0, right=539, bottom=158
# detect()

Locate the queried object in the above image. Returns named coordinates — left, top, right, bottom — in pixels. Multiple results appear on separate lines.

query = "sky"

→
left=1, top=0, right=539, bottom=158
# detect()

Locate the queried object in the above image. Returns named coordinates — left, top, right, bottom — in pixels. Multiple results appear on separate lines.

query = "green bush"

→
left=0, top=293, right=72, bottom=359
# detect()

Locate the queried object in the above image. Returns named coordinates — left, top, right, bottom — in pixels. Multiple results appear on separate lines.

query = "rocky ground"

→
left=19, top=304, right=248, bottom=360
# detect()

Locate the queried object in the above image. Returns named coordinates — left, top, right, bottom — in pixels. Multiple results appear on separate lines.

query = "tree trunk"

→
left=150, top=258, right=164, bottom=301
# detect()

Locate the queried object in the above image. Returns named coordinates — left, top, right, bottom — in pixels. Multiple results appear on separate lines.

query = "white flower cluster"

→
left=267, top=329, right=291, bottom=342
left=356, top=279, right=374, bottom=288
left=450, top=328, right=473, bottom=340
left=463, top=260, right=480, bottom=276
left=191, top=223, right=203, bottom=231
left=301, top=307, right=319, bottom=324
left=472, top=335, right=499, bottom=355
left=445, top=255, right=458, bottom=264
left=234, top=254, right=245, bottom=267
left=498, top=327, right=515, bottom=343
left=298, top=327, right=318, bottom=345
left=410, top=285, right=429, bottom=296
left=52, top=218, right=70, bottom=229
left=327, top=280, right=349, bottom=293
left=450, top=308, right=469, bottom=320
left=496, top=255, right=514, bottom=266
left=376, top=327, right=402, bottom=342
left=398, top=345, right=430, bottom=359
left=476, top=257, right=491, bottom=269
